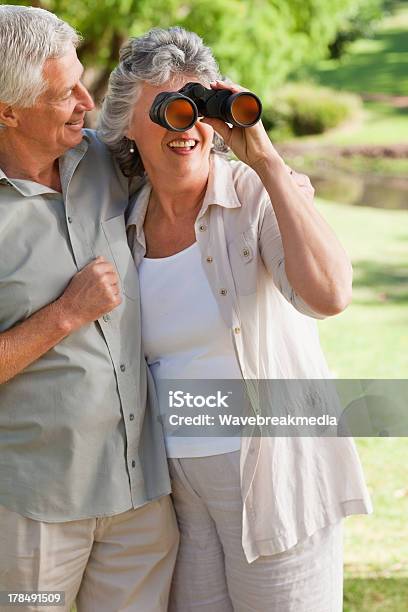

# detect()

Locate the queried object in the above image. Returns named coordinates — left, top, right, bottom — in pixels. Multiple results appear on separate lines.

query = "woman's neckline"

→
left=143, top=241, right=198, bottom=262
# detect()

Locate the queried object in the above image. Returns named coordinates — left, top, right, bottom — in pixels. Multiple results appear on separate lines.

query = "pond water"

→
left=308, top=171, right=408, bottom=210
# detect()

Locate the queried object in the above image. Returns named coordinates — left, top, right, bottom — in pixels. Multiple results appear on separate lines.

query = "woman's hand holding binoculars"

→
left=201, top=81, right=281, bottom=171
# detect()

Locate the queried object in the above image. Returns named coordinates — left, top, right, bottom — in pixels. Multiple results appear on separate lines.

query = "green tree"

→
left=328, top=0, right=395, bottom=58
left=5, top=0, right=387, bottom=99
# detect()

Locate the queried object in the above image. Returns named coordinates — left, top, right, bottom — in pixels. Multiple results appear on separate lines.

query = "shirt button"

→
left=131, top=460, right=136, bottom=468
left=120, top=364, right=126, bottom=372
left=129, top=414, right=135, bottom=421
left=103, top=314, right=111, bottom=322
left=67, top=216, right=73, bottom=224
left=206, top=256, right=213, bottom=263
left=220, top=288, right=227, bottom=296
left=234, top=327, right=241, bottom=334
left=198, top=224, right=207, bottom=232
left=242, top=248, right=250, bottom=257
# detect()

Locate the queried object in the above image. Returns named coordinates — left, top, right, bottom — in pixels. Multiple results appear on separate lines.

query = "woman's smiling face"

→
left=126, top=76, right=214, bottom=181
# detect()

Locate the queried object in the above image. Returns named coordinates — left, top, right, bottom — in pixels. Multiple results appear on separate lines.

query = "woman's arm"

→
left=203, top=81, right=352, bottom=317
left=255, top=157, right=352, bottom=317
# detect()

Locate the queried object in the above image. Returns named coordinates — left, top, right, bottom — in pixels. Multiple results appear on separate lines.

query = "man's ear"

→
left=0, top=103, right=19, bottom=128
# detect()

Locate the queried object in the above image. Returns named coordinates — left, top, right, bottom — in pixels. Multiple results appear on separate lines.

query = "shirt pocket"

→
left=101, top=215, right=139, bottom=301
left=228, top=225, right=258, bottom=296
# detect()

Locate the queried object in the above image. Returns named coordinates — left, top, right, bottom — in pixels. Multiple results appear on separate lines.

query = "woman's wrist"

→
left=250, top=152, right=286, bottom=182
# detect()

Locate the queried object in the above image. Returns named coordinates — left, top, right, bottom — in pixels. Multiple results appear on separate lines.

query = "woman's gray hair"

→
left=98, top=27, right=228, bottom=177
left=0, top=5, right=80, bottom=109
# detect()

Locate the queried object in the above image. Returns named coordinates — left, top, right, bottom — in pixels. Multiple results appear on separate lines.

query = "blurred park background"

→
left=5, top=1, right=408, bottom=610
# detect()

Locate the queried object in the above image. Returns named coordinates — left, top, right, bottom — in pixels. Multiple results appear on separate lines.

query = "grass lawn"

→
left=343, top=438, right=408, bottom=612
left=311, top=8, right=408, bottom=97
left=320, top=101, right=408, bottom=146
left=316, top=199, right=408, bottom=611
left=294, top=2, right=408, bottom=147
left=318, top=202, right=408, bottom=378
left=316, top=199, right=408, bottom=378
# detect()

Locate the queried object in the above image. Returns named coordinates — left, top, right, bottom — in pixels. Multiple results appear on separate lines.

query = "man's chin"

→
left=64, top=128, right=85, bottom=147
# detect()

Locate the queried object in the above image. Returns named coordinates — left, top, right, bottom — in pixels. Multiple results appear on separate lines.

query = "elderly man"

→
left=0, top=6, right=178, bottom=612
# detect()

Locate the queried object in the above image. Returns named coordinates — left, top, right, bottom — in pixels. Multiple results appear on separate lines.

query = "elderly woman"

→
left=99, top=27, right=372, bottom=612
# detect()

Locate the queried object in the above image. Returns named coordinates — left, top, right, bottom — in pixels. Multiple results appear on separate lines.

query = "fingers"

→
left=87, top=257, right=118, bottom=277
left=201, top=117, right=232, bottom=144
left=93, top=258, right=121, bottom=298
left=91, top=256, right=113, bottom=270
left=102, top=269, right=119, bottom=284
left=209, top=80, right=247, bottom=94
left=102, top=273, right=121, bottom=301
left=104, top=278, right=122, bottom=304
left=81, top=257, right=121, bottom=295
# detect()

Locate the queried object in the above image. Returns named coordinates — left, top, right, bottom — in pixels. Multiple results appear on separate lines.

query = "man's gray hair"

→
left=98, top=27, right=227, bottom=177
left=0, top=5, right=80, bottom=108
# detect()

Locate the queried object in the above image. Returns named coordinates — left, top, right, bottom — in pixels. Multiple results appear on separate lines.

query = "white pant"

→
left=168, top=451, right=343, bottom=612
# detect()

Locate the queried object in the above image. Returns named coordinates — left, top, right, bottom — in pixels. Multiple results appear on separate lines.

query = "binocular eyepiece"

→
left=149, top=82, right=262, bottom=132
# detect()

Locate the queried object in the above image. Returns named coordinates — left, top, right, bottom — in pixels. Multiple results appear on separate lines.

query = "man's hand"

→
left=0, top=256, right=122, bottom=384
left=58, top=256, right=122, bottom=332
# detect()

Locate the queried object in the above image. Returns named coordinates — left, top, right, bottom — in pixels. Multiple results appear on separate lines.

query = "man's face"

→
left=14, top=45, right=94, bottom=156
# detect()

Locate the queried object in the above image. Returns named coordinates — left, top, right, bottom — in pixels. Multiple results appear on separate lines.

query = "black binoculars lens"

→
left=229, top=93, right=262, bottom=127
left=165, top=98, right=197, bottom=131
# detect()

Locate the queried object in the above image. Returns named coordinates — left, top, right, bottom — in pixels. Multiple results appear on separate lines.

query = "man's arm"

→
left=0, top=257, right=121, bottom=385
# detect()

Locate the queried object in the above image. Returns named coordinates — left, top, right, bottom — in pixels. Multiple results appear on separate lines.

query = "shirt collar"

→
left=126, top=153, right=241, bottom=234
left=201, top=153, right=242, bottom=212
left=0, top=132, right=89, bottom=197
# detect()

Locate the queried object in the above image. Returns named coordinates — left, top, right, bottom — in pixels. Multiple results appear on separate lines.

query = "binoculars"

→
left=149, top=82, right=262, bottom=132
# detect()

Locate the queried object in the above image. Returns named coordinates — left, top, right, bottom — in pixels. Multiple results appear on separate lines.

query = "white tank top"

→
left=139, top=242, right=242, bottom=458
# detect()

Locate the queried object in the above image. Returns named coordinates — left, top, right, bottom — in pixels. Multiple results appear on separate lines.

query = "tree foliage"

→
left=6, top=0, right=389, bottom=98
left=328, top=0, right=395, bottom=58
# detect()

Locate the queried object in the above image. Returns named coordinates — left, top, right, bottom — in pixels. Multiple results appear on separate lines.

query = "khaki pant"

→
left=169, top=452, right=343, bottom=612
left=0, top=496, right=179, bottom=612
